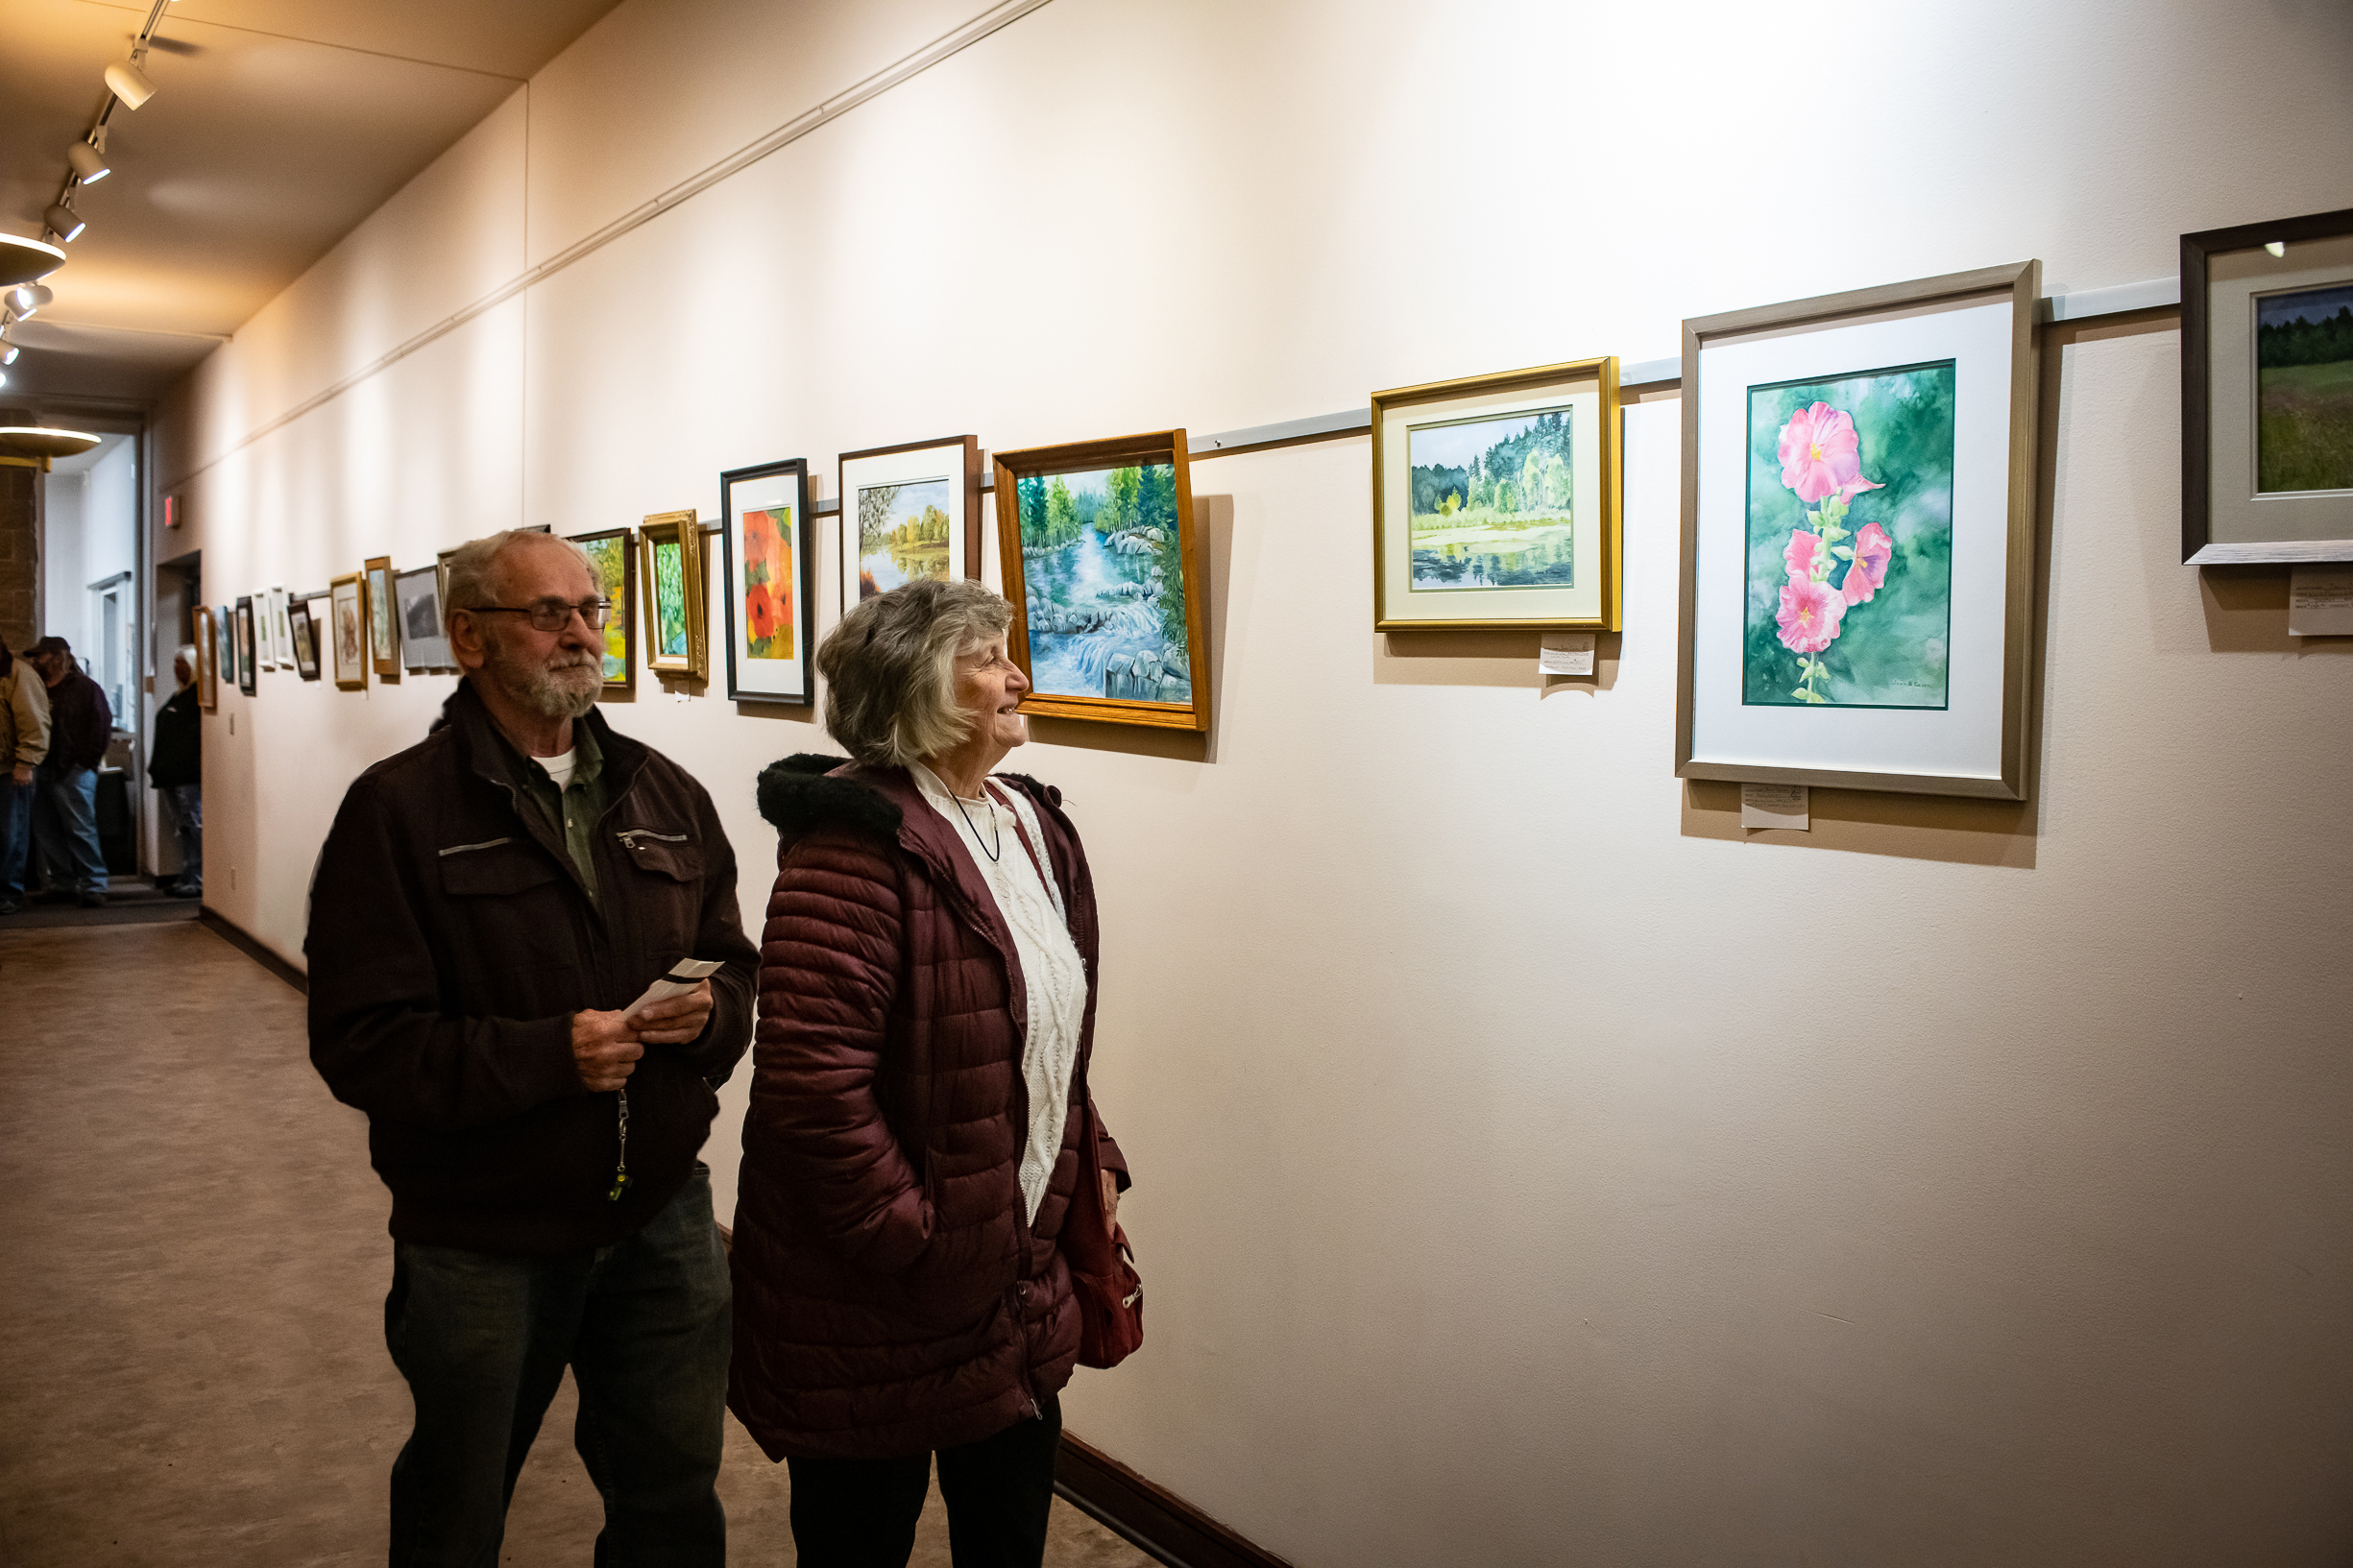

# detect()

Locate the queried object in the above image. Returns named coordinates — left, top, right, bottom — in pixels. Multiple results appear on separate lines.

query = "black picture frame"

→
left=718, top=457, right=816, bottom=705
left=288, top=597, right=322, bottom=682
left=2181, top=205, right=2353, bottom=564
left=233, top=597, right=257, bottom=696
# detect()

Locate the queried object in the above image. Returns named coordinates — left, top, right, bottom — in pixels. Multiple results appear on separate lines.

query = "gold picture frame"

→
left=329, top=571, right=370, bottom=691
left=191, top=605, right=219, bottom=712
left=1372, top=356, right=1623, bottom=631
left=364, top=554, right=400, bottom=679
left=637, top=510, right=708, bottom=681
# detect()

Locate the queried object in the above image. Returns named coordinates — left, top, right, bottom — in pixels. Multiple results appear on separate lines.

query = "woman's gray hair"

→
left=442, top=529, right=594, bottom=638
left=819, top=578, right=1013, bottom=767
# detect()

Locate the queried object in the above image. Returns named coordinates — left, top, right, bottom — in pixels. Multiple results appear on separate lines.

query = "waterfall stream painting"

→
left=1014, top=463, right=1191, bottom=704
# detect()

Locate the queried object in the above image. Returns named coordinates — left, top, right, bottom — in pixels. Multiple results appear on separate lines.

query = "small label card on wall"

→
left=2288, top=564, right=2353, bottom=637
left=1539, top=634, right=1596, bottom=676
left=1740, top=783, right=1810, bottom=832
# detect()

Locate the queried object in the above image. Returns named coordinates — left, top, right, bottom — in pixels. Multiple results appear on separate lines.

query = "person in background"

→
left=25, top=636, right=110, bottom=908
left=149, top=645, right=202, bottom=899
left=0, top=635, right=52, bottom=917
left=306, top=528, right=757, bottom=1566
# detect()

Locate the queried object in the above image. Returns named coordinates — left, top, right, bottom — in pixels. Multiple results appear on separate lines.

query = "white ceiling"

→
left=1, top=0, right=625, bottom=406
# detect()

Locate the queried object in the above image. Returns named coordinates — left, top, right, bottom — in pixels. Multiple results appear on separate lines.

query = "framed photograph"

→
left=288, top=597, right=322, bottom=682
left=330, top=572, right=369, bottom=690
left=192, top=605, right=218, bottom=712
left=992, top=430, right=1208, bottom=731
left=1676, top=262, right=2041, bottom=801
left=838, top=436, right=982, bottom=614
left=567, top=527, right=637, bottom=692
left=720, top=459, right=815, bottom=705
left=1372, top=357, right=1622, bottom=630
left=2182, top=206, right=2353, bottom=564
left=395, top=566, right=453, bottom=672
left=638, top=510, right=709, bottom=681
left=364, top=555, right=399, bottom=677
left=267, top=586, right=291, bottom=669
left=233, top=597, right=258, bottom=696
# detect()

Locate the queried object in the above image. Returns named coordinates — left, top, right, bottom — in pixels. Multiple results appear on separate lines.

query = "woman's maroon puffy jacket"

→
left=727, top=755, right=1128, bottom=1459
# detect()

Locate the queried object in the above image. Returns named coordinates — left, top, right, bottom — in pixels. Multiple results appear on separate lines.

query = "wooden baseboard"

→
left=198, top=907, right=309, bottom=994
left=1055, top=1433, right=1291, bottom=1568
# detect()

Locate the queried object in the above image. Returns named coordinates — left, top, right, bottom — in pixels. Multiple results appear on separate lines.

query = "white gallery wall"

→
left=154, top=1, right=2353, bottom=1561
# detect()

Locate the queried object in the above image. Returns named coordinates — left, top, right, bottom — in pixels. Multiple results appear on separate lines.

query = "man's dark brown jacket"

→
left=306, top=681, right=758, bottom=1254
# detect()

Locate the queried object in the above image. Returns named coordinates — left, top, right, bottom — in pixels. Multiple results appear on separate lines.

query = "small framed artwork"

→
left=638, top=510, right=709, bottom=681
left=192, top=606, right=218, bottom=711
left=567, top=527, right=637, bottom=692
left=1372, top=357, right=1623, bottom=631
left=215, top=603, right=235, bottom=691
left=365, top=555, right=399, bottom=677
left=267, top=586, right=292, bottom=670
left=720, top=459, right=814, bottom=705
left=288, top=597, right=322, bottom=682
left=330, top=571, right=370, bottom=690
left=395, top=566, right=453, bottom=672
left=992, top=431, right=1208, bottom=731
left=233, top=597, right=258, bottom=696
left=837, top=436, right=982, bottom=614
left=1676, top=261, right=2042, bottom=800
left=2181, top=206, right=2353, bottom=564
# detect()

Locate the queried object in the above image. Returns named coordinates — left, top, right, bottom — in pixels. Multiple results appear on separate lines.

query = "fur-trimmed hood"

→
left=755, top=753, right=901, bottom=844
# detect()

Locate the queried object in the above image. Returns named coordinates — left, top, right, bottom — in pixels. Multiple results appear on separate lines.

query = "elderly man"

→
left=148, top=645, right=202, bottom=898
left=306, top=528, right=757, bottom=1567
left=0, top=636, right=51, bottom=916
left=24, top=636, right=110, bottom=907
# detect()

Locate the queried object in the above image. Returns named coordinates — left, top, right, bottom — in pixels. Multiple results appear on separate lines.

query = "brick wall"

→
left=0, top=462, right=38, bottom=654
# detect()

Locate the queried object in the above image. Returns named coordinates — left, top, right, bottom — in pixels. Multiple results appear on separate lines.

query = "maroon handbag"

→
left=1065, top=1095, right=1143, bottom=1368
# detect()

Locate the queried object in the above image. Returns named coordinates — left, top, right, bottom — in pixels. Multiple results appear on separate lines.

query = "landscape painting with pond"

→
left=855, top=478, right=951, bottom=600
left=1742, top=359, right=1955, bottom=710
left=577, top=535, right=630, bottom=681
left=2255, top=281, right=2353, bottom=494
left=1407, top=407, right=1575, bottom=591
left=1015, top=463, right=1190, bottom=704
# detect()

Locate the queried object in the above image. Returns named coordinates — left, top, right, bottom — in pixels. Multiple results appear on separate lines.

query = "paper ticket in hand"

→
left=625, top=958, right=725, bottom=1021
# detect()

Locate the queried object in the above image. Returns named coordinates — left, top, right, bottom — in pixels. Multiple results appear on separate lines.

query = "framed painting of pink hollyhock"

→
left=1678, top=262, right=2041, bottom=799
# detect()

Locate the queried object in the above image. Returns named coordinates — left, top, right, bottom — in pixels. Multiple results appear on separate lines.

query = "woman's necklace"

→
left=951, top=784, right=1001, bottom=862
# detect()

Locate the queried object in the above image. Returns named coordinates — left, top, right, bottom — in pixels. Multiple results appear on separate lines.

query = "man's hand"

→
left=10, top=762, right=30, bottom=786
left=628, top=978, right=714, bottom=1046
left=570, top=1009, right=644, bottom=1093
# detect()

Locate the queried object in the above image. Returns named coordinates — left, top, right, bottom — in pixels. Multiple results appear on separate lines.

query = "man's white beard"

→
left=485, top=637, right=601, bottom=720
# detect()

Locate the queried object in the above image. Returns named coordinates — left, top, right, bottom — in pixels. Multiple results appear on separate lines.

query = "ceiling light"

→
left=67, top=142, right=109, bottom=183
left=43, top=204, right=85, bottom=243
left=106, top=58, right=156, bottom=109
left=0, top=426, right=104, bottom=461
left=0, top=234, right=66, bottom=288
left=0, top=344, right=17, bottom=367
left=8, top=283, right=54, bottom=317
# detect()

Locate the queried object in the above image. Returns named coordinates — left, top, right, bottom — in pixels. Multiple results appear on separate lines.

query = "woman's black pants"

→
left=783, top=1394, right=1063, bottom=1568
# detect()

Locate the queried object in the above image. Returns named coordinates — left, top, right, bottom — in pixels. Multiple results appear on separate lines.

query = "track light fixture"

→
left=43, top=203, right=85, bottom=243
left=0, top=344, right=18, bottom=368
left=106, top=57, right=157, bottom=109
left=8, top=283, right=54, bottom=318
left=67, top=136, right=109, bottom=184
left=0, top=234, right=66, bottom=289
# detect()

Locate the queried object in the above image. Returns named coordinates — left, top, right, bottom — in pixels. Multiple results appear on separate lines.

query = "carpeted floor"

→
left=0, top=878, right=203, bottom=929
left=0, top=921, right=1155, bottom=1567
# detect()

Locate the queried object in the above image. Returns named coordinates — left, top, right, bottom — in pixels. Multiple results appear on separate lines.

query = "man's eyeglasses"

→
left=468, top=597, right=613, bottom=632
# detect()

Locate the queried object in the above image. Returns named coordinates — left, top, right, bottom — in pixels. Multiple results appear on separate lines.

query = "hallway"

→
left=0, top=921, right=1152, bottom=1567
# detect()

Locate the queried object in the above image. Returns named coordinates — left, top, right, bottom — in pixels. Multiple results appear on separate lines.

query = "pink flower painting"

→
left=1776, top=577, right=1846, bottom=654
left=1777, top=402, right=1885, bottom=507
left=1841, top=521, right=1894, bottom=606
left=1783, top=528, right=1824, bottom=580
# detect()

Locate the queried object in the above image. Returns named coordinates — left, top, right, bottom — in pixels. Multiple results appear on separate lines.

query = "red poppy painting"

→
left=741, top=507, right=792, bottom=659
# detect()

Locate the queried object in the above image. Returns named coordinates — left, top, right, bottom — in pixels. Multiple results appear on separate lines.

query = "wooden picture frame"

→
left=638, top=510, right=709, bottom=681
left=329, top=571, right=369, bottom=690
left=2181, top=206, right=2353, bottom=564
left=191, top=606, right=218, bottom=711
left=364, top=555, right=399, bottom=678
left=233, top=597, right=257, bottom=696
left=837, top=436, right=982, bottom=616
left=566, top=527, right=638, bottom=693
left=1676, top=261, right=2041, bottom=800
left=992, top=430, right=1208, bottom=732
left=1372, top=357, right=1622, bottom=630
left=719, top=459, right=815, bottom=705
left=288, top=597, right=322, bottom=682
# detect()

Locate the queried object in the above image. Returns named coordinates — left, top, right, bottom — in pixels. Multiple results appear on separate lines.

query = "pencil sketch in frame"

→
left=837, top=436, right=982, bottom=616
left=720, top=458, right=815, bottom=706
left=330, top=571, right=370, bottom=691
left=991, top=429, right=1209, bottom=732
left=637, top=510, right=709, bottom=681
left=2181, top=206, right=2353, bottom=564
left=566, top=526, right=638, bottom=693
left=1676, top=261, right=2042, bottom=800
left=395, top=565, right=454, bottom=672
left=1372, top=357, right=1622, bottom=631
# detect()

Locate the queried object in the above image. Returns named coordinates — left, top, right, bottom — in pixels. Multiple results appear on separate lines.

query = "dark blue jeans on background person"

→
left=158, top=783, right=202, bottom=893
left=0, top=776, right=33, bottom=910
left=384, top=1165, right=731, bottom=1568
left=29, top=763, right=107, bottom=898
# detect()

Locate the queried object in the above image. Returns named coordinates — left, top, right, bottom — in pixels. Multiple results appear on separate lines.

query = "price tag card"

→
left=1740, top=783, right=1810, bottom=832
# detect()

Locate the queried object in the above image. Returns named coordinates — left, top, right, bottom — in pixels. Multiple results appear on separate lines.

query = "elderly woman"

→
left=730, top=578, right=1130, bottom=1568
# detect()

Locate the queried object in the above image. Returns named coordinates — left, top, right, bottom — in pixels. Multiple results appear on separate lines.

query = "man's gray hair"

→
left=442, top=529, right=594, bottom=638
left=818, top=579, right=1013, bottom=767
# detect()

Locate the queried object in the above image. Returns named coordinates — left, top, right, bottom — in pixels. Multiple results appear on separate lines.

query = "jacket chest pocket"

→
left=615, top=828, right=703, bottom=950
left=438, top=838, right=577, bottom=967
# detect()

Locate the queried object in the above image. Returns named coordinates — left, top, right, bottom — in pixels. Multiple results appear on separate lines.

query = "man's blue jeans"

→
left=30, top=764, right=106, bottom=895
left=383, top=1165, right=729, bottom=1568
left=0, top=776, right=33, bottom=904
left=159, top=782, right=202, bottom=890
